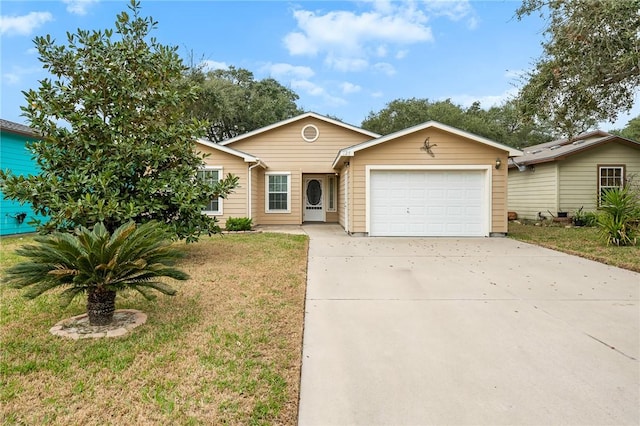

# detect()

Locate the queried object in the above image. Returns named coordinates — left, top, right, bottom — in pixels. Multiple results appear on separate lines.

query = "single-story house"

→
left=0, top=118, right=47, bottom=236
left=196, top=112, right=522, bottom=237
left=508, top=130, right=640, bottom=220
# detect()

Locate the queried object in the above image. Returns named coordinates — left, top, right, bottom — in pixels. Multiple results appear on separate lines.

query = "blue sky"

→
left=1, top=0, right=638, bottom=131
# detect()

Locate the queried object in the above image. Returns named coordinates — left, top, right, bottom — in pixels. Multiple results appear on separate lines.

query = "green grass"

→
left=508, top=222, right=640, bottom=272
left=0, top=232, right=308, bottom=425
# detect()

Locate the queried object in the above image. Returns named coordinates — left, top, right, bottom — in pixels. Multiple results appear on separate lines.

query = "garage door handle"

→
left=406, top=208, right=410, bottom=214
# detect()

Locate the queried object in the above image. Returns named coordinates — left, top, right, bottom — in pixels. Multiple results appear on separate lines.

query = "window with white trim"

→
left=197, top=167, right=222, bottom=215
left=327, top=176, right=337, bottom=212
left=598, top=165, right=624, bottom=204
left=266, top=173, right=291, bottom=213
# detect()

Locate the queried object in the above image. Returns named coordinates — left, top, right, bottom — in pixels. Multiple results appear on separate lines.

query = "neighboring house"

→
left=196, top=112, right=521, bottom=237
left=508, top=130, right=640, bottom=220
left=0, top=119, right=46, bottom=236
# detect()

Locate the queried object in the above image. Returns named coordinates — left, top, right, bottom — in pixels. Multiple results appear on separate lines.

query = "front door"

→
left=304, top=177, right=324, bottom=222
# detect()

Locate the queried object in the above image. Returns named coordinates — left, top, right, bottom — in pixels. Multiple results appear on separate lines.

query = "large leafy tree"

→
left=187, top=66, right=303, bottom=142
left=361, top=98, right=554, bottom=147
left=611, top=115, right=640, bottom=142
left=515, top=0, right=640, bottom=137
left=0, top=1, right=237, bottom=241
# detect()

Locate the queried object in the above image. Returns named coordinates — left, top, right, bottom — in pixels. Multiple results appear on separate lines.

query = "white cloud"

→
left=200, top=60, right=229, bottom=72
left=396, top=49, right=408, bottom=59
left=326, top=56, right=369, bottom=72
left=63, top=0, right=100, bottom=16
left=291, top=79, right=347, bottom=106
left=373, top=62, right=396, bottom=76
left=446, top=88, right=518, bottom=109
left=2, top=65, right=42, bottom=85
left=424, top=0, right=478, bottom=29
left=263, top=63, right=315, bottom=80
left=371, top=91, right=384, bottom=98
left=291, top=79, right=325, bottom=96
left=0, top=11, right=53, bottom=36
left=283, top=31, right=319, bottom=56
left=283, top=3, right=433, bottom=72
left=340, top=82, right=361, bottom=94
left=376, top=45, right=388, bottom=58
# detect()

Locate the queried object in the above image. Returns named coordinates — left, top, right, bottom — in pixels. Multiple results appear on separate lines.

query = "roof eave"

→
left=219, top=112, right=380, bottom=146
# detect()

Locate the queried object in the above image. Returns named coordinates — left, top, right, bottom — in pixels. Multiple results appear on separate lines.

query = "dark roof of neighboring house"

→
left=0, top=119, right=36, bottom=137
left=508, top=130, right=640, bottom=168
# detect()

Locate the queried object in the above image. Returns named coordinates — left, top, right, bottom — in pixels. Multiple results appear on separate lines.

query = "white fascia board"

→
left=331, top=149, right=354, bottom=169
left=196, top=138, right=264, bottom=165
left=218, top=112, right=380, bottom=146
left=344, top=121, right=523, bottom=157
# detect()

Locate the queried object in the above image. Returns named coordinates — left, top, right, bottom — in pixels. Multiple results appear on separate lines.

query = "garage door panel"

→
left=370, top=170, right=487, bottom=237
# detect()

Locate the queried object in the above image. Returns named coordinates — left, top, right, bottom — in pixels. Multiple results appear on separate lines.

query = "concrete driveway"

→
left=297, top=225, right=639, bottom=426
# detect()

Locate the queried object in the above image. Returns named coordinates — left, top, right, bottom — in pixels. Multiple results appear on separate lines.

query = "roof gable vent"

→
left=301, top=124, right=319, bottom=142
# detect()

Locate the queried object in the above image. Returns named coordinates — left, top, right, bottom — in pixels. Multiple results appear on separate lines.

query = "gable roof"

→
left=508, top=130, right=640, bottom=168
left=333, top=120, right=522, bottom=168
left=218, top=112, right=380, bottom=146
left=0, top=119, right=36, bottom=137
left=196, top=138, right=266, bottom=167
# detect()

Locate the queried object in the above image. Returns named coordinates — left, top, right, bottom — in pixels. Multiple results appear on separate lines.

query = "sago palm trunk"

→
left=87, top=288, right=117, bottom=326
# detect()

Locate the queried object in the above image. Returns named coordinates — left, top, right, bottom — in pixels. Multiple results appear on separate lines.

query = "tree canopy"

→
left=515, top=0, right=640, bottom=137
left=0, top=0, right=237, bottom=241
left=611, top=115, right=640, bottom=142
left=361, top=98, right=555, bottom=147
left=186, top=66, right=303, bottom=143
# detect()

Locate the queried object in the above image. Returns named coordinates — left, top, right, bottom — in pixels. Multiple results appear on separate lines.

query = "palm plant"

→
left=3, top=221, right=189, bottom=326
left=597, top=186, right=640, bottom=246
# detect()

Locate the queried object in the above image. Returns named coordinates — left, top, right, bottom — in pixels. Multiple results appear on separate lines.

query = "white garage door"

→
left=370, top=170, right=487, bottom=237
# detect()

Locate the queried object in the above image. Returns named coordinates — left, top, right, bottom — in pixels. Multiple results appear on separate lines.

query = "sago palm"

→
left=3, top=221, right=189, bottom=326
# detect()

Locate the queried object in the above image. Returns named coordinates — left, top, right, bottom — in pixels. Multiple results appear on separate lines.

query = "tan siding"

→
left=349, top=128, right=509, bottom=234
left=196, top=145, right=249, bottom=225
left=558, top=143, right=640, bottom=214
left=508, top=163, right=558, bottom=220
left=227, top=117, right=372, bottom=225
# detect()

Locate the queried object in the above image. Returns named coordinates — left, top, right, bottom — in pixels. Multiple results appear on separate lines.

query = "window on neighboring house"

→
left=266, top=173, right=291, bottom=213
left=197, top=167, right=222, bottom=214
left=327, top=176, right=337, bottom=212
left=598, top=165, right=625, bottom=205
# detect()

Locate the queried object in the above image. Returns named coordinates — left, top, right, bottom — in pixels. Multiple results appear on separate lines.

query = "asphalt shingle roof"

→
left=509, top=130, right=640, bottom=168
left=0, top=119, right=36, bottom=137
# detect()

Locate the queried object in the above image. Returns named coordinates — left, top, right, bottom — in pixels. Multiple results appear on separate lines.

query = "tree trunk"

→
left=87, top=289, right=117, bottom=326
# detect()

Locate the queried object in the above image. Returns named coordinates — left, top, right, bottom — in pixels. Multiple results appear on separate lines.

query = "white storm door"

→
left=304, top=177, right=325, bottom=222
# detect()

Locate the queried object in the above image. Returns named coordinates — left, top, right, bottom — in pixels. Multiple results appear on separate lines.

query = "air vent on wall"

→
left=301, top=124, right=319, bottom=142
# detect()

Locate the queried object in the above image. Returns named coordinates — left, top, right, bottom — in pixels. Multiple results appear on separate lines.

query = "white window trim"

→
left=327, top=175, right=337, bottom=212
left=265, top=172, right=291, bottom=213
left=200, top=166, right=223, bottom=215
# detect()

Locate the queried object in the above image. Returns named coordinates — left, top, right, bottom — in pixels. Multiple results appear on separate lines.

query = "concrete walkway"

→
left=297, top=224, right=639, bottom=425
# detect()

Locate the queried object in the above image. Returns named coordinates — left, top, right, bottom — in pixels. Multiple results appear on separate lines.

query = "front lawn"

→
left=508, top=222, right=640, bottom=272
left=1, top=232, right=308, bottom=425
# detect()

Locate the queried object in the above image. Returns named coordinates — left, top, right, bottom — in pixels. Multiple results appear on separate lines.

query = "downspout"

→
left=248, top=161, right=262, bottom=221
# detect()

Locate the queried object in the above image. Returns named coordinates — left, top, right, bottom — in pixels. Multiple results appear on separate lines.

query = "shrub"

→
left=582, top=211, right=599, bottom=227
left=225, top=217, right=253, bottom=232
left=3, top=221, right=189, bottom=325
left=597, top=187, right=639, bottom=246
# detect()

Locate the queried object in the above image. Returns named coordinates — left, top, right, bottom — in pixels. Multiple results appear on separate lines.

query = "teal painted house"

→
left=1, top=119, right=46, bottom=235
